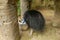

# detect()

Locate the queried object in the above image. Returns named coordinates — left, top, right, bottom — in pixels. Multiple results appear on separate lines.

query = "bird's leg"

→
left=29, top=29, right=33, bottom=36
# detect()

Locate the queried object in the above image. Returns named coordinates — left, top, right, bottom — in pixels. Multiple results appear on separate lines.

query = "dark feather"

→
left=23, top=10, right=45, bottom=32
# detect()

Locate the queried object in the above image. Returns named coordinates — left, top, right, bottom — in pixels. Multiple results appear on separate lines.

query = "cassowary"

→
left=23, top=10, right=45, bottom=35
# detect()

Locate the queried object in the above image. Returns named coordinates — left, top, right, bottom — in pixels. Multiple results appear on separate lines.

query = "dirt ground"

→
left=18, top=9, right=60, bottom=40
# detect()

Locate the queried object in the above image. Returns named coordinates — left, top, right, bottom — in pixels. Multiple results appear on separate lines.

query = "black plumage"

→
left=23, top=10, right=45, bottom=32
